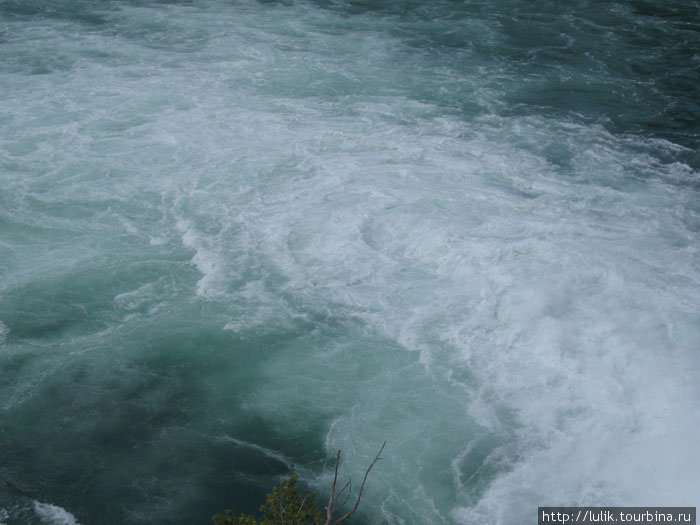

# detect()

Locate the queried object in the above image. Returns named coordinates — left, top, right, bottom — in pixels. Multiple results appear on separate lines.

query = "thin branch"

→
left=325, top=449, right=342, bottom=524
left=292, top=494, right=311, bottom=523
left=330, top=441, right=386, bottom=525
left=336, top=478, right=352, bottom=508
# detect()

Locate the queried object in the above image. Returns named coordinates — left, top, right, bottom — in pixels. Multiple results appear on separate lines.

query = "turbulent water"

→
left=1, top=1, right=699, bottom=524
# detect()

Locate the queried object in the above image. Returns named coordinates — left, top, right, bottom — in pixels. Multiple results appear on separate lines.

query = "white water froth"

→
left=33, top=502, right=80, bottom=525
left=1, top=2, right=698, bottom=524
left=0, top=322, right=8, bottom=345
left=218, top=435, right=296, bottom=472
left=234, top=111, right=700, bottom=521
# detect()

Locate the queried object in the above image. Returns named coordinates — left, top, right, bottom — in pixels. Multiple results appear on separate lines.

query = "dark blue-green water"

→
left=1, top=1, right=699, bottom=524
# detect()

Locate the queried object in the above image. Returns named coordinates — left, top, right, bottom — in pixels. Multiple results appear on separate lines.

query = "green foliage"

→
left=212, top=509, right=258, bottom=525
left=261, top=475, right=325, bottom=525
left=212, top=475, right=324, bottom=525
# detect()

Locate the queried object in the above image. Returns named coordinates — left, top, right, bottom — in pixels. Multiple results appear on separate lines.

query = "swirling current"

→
left=0, top=1, right=699, bottom=524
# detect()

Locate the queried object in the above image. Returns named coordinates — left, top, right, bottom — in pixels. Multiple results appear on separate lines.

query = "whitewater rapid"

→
left=1, top=1, right=699, bottom=524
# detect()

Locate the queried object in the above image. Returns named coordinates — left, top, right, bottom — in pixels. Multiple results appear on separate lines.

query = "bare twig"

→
left=325, top=449, right=342, bottom=524
left=325, top=441, right=386, bottom=525
left=336, top=478, right=352, bottom=508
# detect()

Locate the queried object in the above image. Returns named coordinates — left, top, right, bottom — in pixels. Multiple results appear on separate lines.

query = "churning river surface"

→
left=1, top=1, right=699, bottom=524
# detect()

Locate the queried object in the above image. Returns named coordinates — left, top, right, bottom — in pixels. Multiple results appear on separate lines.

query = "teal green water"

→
left=1, top=1, right=699, bottom=524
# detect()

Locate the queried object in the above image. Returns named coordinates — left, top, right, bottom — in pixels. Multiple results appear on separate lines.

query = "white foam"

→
left=0, top=321, right=8, bottom=345
left=176, top=218, right=226, bottom=298
left=114, top=281, right=159, bottom=311
left=33, top=501, right=80, bottom=525
left=217, top=434, right=295, bottom=472
left=240, top=111, right=700, bottom=522
left=2, top=2, right=699, bottom=524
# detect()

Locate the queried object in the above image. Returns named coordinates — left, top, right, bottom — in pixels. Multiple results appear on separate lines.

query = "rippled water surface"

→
left=1, top=1, right=699, bottom=524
